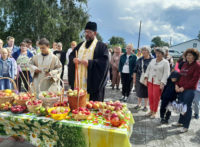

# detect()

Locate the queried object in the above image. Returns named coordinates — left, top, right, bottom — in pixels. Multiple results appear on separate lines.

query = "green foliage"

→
left=96, top=33, right=103, bottom=42
left=0, top=0, right=89, bottom=50
left=151, top=36, right=169, bottom=48
left=109, top=36, right=126, bottom=48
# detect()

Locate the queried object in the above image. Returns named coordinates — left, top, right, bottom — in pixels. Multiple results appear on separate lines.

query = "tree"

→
left=0, top=0, right=89, bottom=50
left=109, top=36, right=126, bottom=48
left=96, top=33, right=103, bottom=42
left=151, top=36, right=169, bottom=48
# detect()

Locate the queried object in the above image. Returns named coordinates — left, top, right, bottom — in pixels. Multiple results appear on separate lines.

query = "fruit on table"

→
left=11, top=105, right=27, bottom=113
left=53, top=101, right=68, bottom=107
left=72, top=107, right=91, bottom=120
left=41, top=91, right=61, bottom=98
left=0, top=102, right=12, bottom=111
left=27, top=100, right=42, bottom=106
left=50, top=107, right=69, bottom=114
left=110, top=112, right=123, bottom=127
left=35, top=106, right=47, bottom=116
left=0, top=90, right=17, bottom=97
left=67, top=89, right=85, bottom=97
left=15, top=93, right=34, bottom=100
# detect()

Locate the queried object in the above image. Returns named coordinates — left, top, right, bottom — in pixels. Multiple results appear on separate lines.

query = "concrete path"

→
left=0, top=81, right=199, bottom=147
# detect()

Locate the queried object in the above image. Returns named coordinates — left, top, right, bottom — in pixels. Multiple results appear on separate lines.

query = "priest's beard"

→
left=85, top=37, right=95, bottom=48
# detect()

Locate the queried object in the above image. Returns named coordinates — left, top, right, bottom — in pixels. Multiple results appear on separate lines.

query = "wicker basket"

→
left=68, top=91, right=87, bottom=110
left=15, top=92, right=34, bottom=106
left=26, top=100, right=43, bottom=113
left=0, top=77, right=17, bottom=104
left=38, top=76, right=64, bottom=107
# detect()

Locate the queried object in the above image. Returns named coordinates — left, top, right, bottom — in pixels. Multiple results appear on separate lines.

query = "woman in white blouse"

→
left=144, top=47, right=170, bottom=118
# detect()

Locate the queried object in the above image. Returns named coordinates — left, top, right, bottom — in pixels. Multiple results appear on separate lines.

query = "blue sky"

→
left=88, top=0, right=200, bottom=47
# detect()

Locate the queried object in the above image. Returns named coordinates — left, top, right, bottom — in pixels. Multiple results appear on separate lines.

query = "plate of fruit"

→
left=48, top=106, right=70, bottom=120
left=0, top=102, right=12, bottom=111
left=72, top=107, right=92, bottom=120
left=26, top=99, right=43, bottom=113
left=11, top=105, right=27, bottom=114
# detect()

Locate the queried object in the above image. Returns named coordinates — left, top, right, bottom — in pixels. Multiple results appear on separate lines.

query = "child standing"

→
left=0, top=48, right=16, bottom=90
left=160, top=71, right=180, bottom=124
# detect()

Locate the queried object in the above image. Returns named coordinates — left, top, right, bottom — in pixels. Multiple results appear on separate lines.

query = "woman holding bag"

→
left=133, top=46, right=152, bottom=112
left=144, top=47, right=170, bottom=118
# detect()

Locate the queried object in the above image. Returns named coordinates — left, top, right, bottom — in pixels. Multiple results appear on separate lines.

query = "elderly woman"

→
left=119, top=44, right=137, bottom=102
left=144, top=47, right=170, bottom=118
left=111, top=46, right=121, bottom=90
left=12, top=41, right=33, bottom=92
left=173, top=48, right=200, bottom=133
left=133, top=46, right=153, bottom=112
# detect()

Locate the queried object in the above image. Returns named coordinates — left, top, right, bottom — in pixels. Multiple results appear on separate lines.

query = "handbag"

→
left=139, top=59, right=146, bottom=85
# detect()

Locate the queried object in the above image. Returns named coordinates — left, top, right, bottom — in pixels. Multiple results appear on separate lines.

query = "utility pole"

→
left=169, top=37, right=172, bottom=46
left=137, top=21, right=142, bottom=49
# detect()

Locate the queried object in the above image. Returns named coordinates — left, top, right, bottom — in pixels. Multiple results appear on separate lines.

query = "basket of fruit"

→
left=71, top=107, right=91, bottom=120
left=0, top=77, right=18, bottom=104
left=26, top=99, right=43, bottom=113
left=39, top=91, right=62, bottom=107
left=48, top=106, right=70, bottom=120
left=14, top=92, right=34, bottom=106
left=11, top=105, right=27, bottom=114
left=67, top=88, right=87, bottom=110
left=38, top=76, right=64, bottom=107
left=0, top=102, right=12, bottom=111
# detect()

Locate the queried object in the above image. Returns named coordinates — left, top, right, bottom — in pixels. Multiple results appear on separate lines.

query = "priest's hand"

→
left=73, top=58, right=81, bottom=64
left=45, top=72, right=51, bottom=77
left=35, top=69, right=41, bottom=74
left=81, top=60, right=88, bottom=67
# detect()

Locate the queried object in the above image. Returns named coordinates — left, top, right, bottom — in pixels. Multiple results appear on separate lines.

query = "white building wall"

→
left=170, top=40, right=200, bottom=52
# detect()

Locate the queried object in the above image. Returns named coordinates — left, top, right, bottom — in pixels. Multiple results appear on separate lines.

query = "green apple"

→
left=1, top=103, right=5, bottom=107
left=68, top=89, right=73, bottom=93
left=40, top=107, right=45, bottom=113
left=60, top=107, right=65, bottom=113
left=69, top=92, right=74, bottom=96
left=35, top=106, right=41, bottom=111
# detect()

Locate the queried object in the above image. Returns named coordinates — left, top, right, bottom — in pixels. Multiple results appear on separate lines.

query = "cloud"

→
left=88, top=0, right=200, bottom=45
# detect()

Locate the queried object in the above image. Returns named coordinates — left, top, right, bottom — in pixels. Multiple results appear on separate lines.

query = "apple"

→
left=1, top=104, right=5, bottom=107
left=93, top=103, right=99, bottom=110
left=51, top=110, right=57, bottom=114
left=68, top=92, right=73, bottom=97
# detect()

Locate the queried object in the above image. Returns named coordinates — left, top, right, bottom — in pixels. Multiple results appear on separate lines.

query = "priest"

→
left=29, top=38, right=62, bottom=95
left=68, top=21, right=109, bottom=102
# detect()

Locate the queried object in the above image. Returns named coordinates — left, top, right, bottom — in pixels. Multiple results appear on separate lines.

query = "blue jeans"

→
left=193, top=90, right=200, bottom=115
left=178, top=90, right=195, bottom=129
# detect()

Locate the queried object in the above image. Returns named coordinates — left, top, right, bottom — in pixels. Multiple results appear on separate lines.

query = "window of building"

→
left=193, top=43, right=197, bottom=48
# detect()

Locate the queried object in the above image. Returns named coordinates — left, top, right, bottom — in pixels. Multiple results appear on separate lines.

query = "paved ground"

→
left=0, top=69, right=199, bottom=147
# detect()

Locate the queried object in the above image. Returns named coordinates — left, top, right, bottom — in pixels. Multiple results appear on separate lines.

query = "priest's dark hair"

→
left=38, top=38, right=50, bottom=46
left=85, top=21, right=97, bottom=32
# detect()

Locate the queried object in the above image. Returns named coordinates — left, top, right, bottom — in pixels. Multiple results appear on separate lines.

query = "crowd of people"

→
left=108, top=44, right=200, bottom=133
left=0, top=21, right=200, bottom=136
